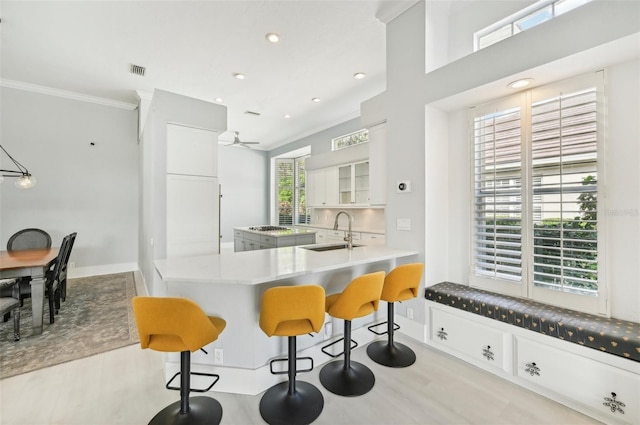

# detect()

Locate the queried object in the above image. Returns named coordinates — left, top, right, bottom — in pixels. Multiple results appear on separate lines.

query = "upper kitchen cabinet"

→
left=307, top=167, right=338, bottom=207
left=167, top=124, right=218, bottom=177
left=338, top=161, right=370, bottom=205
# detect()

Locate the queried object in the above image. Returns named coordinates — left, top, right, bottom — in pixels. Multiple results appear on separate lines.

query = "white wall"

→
left=0, top=87, right=138, bottom=275
left=446, top=0, right=535, bottom=65
left=603, top=59, right=640, bottom=321
left=218, top=146, right=268, bottom=241
left=380, top=0, right=640, bottom=324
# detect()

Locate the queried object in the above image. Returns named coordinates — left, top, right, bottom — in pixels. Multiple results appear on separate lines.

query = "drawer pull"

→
left=524, top=362, right=540, bottom=377
left=482, top=345, right=495, bottom=361
left=603, top=392, right=625, bottom=415
left=437, top=327, right=448, bottom=340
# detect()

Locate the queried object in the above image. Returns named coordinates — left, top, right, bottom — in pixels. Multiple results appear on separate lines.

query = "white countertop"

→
left=155, top=244, right=418, bottom=285
left=235, top=226, right=317, bottom=237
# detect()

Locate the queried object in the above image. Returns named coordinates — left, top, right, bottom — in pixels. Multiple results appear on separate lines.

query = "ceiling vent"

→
left=130, top=64, right=146, bottom=77
left=244, top=110, right=261, bottom=117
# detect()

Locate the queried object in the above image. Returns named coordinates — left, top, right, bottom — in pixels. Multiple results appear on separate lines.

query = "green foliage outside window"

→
left=481, top=175, right=597, bottom=292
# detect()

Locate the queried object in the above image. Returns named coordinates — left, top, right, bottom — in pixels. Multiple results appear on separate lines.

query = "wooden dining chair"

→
left=0, top=279, right=21, bottom=341
left=2, top=228, right=53, bottom=321
left=45, top=234, right=72, bottom=324
left=58, top=232, right=77, bottom=302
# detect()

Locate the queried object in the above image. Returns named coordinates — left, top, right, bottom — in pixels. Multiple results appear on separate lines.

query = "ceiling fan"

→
left=224, top=131, right=259, bottom=148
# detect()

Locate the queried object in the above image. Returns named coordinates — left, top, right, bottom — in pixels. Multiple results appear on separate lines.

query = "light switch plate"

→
left=397, top=218, right=411, bottom=231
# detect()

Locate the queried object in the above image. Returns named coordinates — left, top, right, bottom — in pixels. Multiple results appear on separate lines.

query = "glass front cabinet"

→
left=338, top=161, right=369, bottom=205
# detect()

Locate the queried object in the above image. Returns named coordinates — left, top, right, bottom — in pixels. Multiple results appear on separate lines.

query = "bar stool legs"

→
left=259, top=337, right=324, bottom=425
left=319, top=320, right=375, bottom=397
left=366, top=302, right=416, bottom=368
left=150, top=351, right=223, bottom=425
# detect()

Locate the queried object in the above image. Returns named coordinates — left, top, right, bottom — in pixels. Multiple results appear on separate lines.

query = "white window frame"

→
left=474, top=0, right=593, bottom=51
left=469, top=71, right=607, bottom=316
left=275, top=155, right=310, bottom=226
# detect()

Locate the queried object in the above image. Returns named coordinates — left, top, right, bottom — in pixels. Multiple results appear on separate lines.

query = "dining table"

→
left=0, top=248, right=59, bottom=335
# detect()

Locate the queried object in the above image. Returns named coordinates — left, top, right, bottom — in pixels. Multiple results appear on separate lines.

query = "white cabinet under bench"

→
left=425, top=282, right=640, bottom=425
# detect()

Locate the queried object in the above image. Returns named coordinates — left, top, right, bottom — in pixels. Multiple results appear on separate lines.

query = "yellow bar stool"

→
left=319, top=271, right=385, bottom=397
left=259, top=285, right=326, bottom=425
left=366, top=263, right=424, bottom=367
left=132, top=296, right=226, bottom=425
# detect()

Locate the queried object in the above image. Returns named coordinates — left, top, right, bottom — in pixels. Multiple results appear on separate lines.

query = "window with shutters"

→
left=276, top=156, right=310, bottom=226
left=470, top=72, right=605, bottom=315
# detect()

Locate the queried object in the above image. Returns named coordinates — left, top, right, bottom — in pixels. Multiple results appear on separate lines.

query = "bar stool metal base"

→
left=319, top=360, right=375, bottom=397
left=366, top=340, right=416, bottom=368
left=259, top=381, right=324, bottom=425
left=149, top=396, right=223, bottom=425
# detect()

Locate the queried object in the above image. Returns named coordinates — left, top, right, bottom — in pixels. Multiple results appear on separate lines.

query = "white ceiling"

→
left=1, top=1, right=417, bottom=149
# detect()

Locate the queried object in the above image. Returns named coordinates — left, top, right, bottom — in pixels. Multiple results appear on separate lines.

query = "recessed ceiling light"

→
left=215, top=97, right=223, bottom=102
left=233, top=73, right=246, bottom=80
left=312, top=97, right=321, bottom=102
left=265, top=33, right=280, bottom=43
left=284, top=114, right=291, bottom=119
left=507, top=78, right=533, bottom=89
left=353, top=72, right=366, bottom=80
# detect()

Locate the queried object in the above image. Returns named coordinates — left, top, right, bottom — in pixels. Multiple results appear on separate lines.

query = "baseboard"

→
left=394, top=314, right=427, bottom=344
left=68, top=262, right=139, bottom=279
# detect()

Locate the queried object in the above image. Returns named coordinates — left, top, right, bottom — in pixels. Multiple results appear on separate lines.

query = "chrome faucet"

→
left=333, top=210, right=353, bottom=250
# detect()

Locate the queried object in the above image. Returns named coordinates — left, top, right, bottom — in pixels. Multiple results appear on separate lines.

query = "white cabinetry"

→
left=430, top=307, right=509, bottom=374
left=426, top=301, right=640, bottom=425
left=515, top=337, right=640, bottom=424
left=368, top=122, right=387, bottom=205
left=307, top=167, right=338, bottom=207
left=167, top=124, right=217, bottom=177
left=360, top=232, right=385, bottom=245
left=233, top=230, right=316, bottom=252
left=338, top=161, right=369, bottom=205
left=166, top=124, right=220, bottom=258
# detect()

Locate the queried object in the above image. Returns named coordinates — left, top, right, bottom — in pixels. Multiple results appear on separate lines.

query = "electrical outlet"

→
left=324, top=322, right=333, bottom=340
left=69, top=262, right=76, bottom=269
left=214, top=348, right=223, bottom=365
left=407, top=307, right=414, bottom=320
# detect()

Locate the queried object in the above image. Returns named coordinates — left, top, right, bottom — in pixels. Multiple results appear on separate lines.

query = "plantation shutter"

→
left=276, top=159, right=294, bottom=226
left=531, top=87, right=598, bottom=294
left=473, top=106, right=523, bottom=282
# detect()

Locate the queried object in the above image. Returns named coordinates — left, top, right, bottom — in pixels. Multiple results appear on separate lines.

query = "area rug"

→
left=0, top=272, right=139, bottom=379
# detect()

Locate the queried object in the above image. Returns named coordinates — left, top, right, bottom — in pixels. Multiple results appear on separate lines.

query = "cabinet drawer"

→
left=361, top=233, right=385, bottom=245
left=295, top=234, right=315, bottom=245
left=234, top=229, right=243, bottom=238
left=326, top=230, right=345, bottom=241
left=516, top=337, right=640, bottom=424
left=431, top=307, right=506, bottom=371
left=245, top=232, right=261, bottom=242
left=260, top=235, right=276, bottom=247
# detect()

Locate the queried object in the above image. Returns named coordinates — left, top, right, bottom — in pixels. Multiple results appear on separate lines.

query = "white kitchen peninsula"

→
left=154, top=244, right=418, bottom=395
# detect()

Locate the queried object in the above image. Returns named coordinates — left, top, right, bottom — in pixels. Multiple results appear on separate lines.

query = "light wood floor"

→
left=0, top=334, right=602, bottom=425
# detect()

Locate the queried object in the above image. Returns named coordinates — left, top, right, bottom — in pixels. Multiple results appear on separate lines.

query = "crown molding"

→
left=0, top=79, right=138, bottom=110
left=375, top=0, right=419, bottom=24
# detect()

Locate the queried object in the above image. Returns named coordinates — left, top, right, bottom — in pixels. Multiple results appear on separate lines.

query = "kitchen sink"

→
left=301, top=243, right=363, bottom=252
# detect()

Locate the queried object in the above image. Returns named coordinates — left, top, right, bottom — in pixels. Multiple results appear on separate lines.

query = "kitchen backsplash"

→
left=309, top=208, right=385, bottom=234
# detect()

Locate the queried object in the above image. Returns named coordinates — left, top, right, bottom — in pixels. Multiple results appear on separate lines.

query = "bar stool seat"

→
left=259, top=285, right=326, bottom=425
left=132, top=296, right=226, bottom=425
left=367, top=263, right=424, bottom=368
left=319, top=271, right=385, bottom=397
